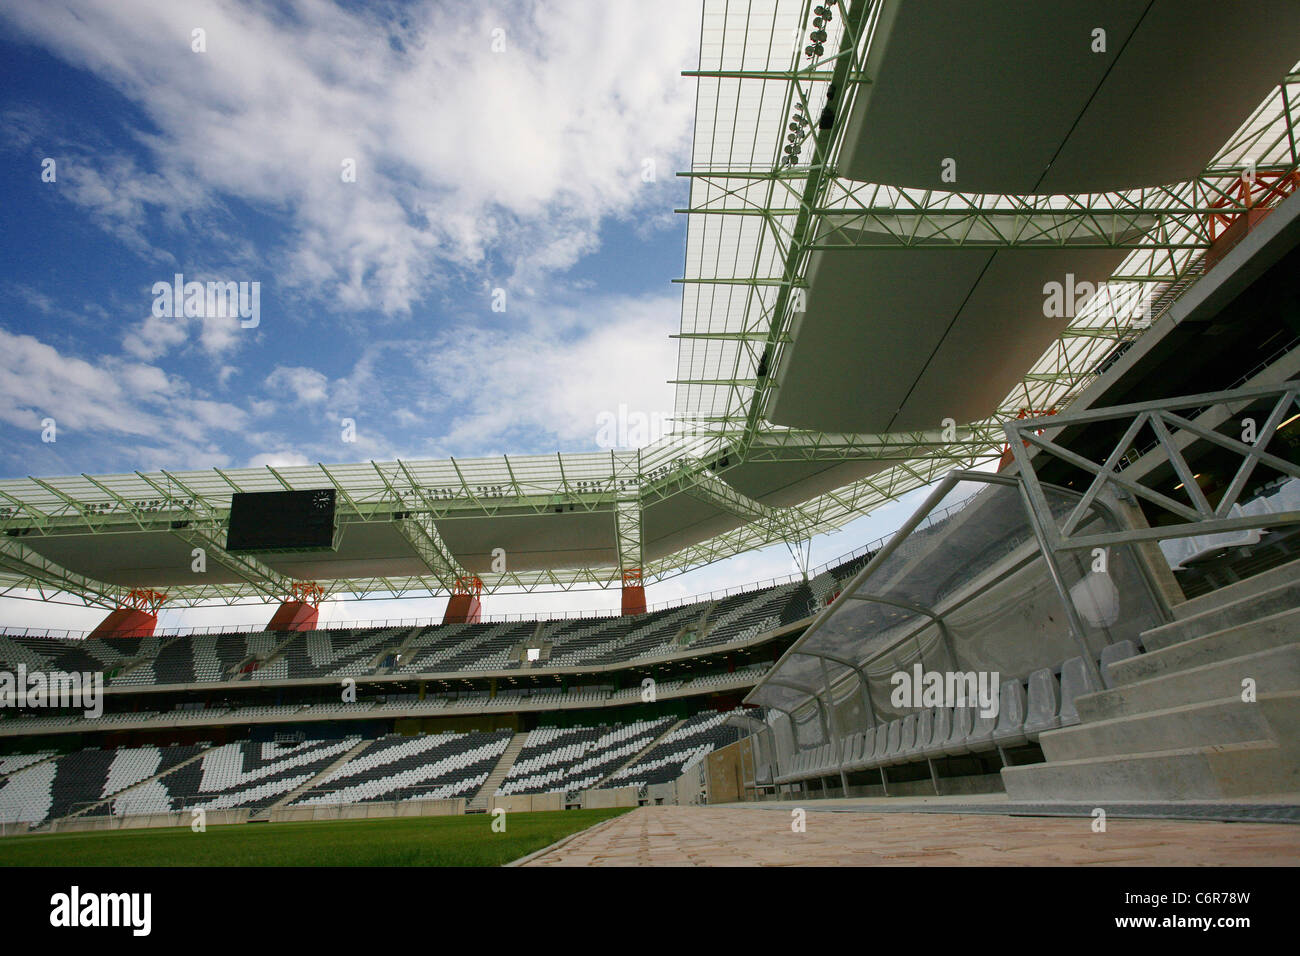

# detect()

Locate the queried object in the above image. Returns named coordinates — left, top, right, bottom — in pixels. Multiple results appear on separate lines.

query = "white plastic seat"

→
left=854, top=731, right=871, bottom=767
left=827, top=738, right=844, bottom=772
left=941, top=705, right=975, bottom=756
left=778, top=754, right=798, bottom=783
left=859, top=730, right=874, bottom=764
left=847, top=733, right=868, bottom=770
left=795, top=750, right=810, bottom=779
left=867, top=723, right=891, bottom=768
left=966, top=701, right=997, bottom=752
left=1024, top=667, right=1061, bottom=740
left=888, top=714, right=917, bottom=766
left=881, top=719, right=903, bottom=765
left=910, top=708, right=936, bottom=761
left=810, top=746, right=827, bottom=776
left=837, top=735, right=856, bottom=771
left=850, top=727, right=876, bottom=770
left=922, top=707, right=952, bottom=760
left=1058, top=656, right=1094, bottom=727
left=992, top=680, right=1028, bottom=749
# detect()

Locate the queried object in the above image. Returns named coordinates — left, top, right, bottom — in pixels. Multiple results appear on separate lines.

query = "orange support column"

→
left=91, top=588, right=166, bottom=640
left=443, top=576, right=483, bottom=624
left=621, top=568, right=647, bottom=616
left=997, top=408, right=1057, bottom=471
left=268, top=582, right=323, bottom=633
left=1205, top=170, right=1299, bottom=272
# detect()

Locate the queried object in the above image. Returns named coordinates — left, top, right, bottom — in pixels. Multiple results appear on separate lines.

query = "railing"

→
left=1113, top=333, right=1300, bottom=472
left=1011, top=380, right=1300, bottom=554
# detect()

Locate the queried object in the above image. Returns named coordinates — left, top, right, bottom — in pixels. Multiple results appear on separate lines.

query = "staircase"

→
left=1003, top=563, right=1300, bottom=802
left=591, top=717, right=686, bottom=789
left=374, top=626, right=423, bottom=674
left=467, top=732, right=528, bottom=812
left=251, top=738, right=372, bottom=820
left=59, top=745, right=213, bottom=822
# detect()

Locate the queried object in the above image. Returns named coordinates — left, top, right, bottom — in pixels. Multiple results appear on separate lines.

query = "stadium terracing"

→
left=3, top=1, right=1300, bottom=835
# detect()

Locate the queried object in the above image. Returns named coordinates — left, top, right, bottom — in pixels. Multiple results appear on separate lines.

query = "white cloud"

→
left=56, top=154, right=208, bottom=261
left=421, top=292, right=680, bottom=454
left=1, top=0, right=699, bottom=314
left=0, top=326, right=248, bottom=460
left=120, top=283, right=257, bottom=363
left=265, top=365, right=330, bottom=406
left=246, top=451, right=313, bottom=469
left=122, top=312, right=190, bottom=361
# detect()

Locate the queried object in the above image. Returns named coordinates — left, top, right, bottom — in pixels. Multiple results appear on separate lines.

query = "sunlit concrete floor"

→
left=520, top=802, right=1300, bottom=866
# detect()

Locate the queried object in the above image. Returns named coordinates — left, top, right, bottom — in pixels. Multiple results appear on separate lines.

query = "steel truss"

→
left=671, top=0, right=1299, bottom=607
left=1, top=5, right=1296, bottom=611
left=1008, top=381, right=1300, bottom=554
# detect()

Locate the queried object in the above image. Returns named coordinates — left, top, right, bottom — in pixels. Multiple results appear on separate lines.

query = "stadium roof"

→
left=2, top=0, right=1298, bottom=609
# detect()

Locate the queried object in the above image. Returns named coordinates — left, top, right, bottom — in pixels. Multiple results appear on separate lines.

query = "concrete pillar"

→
left=91, top=588, right=165, bottom=639
left=443, top=593, right=481, bottom=624
left=621, top=568, right=646, bottom=616
left=267, top=600, right=319, bottom=632
left=89, top=607, right=157, bottom=640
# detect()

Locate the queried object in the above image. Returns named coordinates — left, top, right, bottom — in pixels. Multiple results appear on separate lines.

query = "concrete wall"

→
left=645, top=782, right=677, bottom=805
left=581, top=786, right=637, bottom=809
left=675, top=764, right=706, bottom=806
left=487, top=792, right=563, bottom=814
left=48, top=809, right=251, bottom=832
left=705, top=739, right=747, bottom=804
left=41, top=799, right=465, bottom=833
left=268, top=798, right=463, bottom=823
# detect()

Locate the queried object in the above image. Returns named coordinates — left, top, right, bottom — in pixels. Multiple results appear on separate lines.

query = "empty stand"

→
left=252, top=627, right=403, bottom=681
left=0, top=633, right=162, bottom=682
left=0, top=743, right=206, bottom=827
left=112, top=737, right=361, bottom=815
left=603, top=710, right=741, bottom=789
left=497, top=718, right=673, bottom=796
left=290, top=731, right=513, bottom=806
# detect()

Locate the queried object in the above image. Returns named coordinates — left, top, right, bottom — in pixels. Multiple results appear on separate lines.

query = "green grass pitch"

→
left=0, top=808, right=631, bottom=867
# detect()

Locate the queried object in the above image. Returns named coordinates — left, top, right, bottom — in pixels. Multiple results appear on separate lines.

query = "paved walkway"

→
left=522, top=805, right=1300, bottom=866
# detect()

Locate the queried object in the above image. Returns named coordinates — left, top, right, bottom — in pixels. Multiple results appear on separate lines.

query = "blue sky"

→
left=0, top=0, right=924, bottom=632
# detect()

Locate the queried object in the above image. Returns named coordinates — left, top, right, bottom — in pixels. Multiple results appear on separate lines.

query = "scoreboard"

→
left=226, top=489, right=337, bottom=553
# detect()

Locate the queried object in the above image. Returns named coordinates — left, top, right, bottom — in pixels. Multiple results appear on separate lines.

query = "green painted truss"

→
left=1, top=0, right=1297, bottom=610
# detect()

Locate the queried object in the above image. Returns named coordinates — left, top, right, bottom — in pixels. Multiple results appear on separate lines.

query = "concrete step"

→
left=373, top=626, right=422, bottom=674
left=255, top=738, right=372, bottom=819
left=61, top=745, right=213, bottom=821
left=1083, top=644, right=1300, bottom=722
left=468, top=732, right=528, bottom=812
left=1114, top=607, right=1300, bottom=685
left=1041, top=695, right=1290, bottom=762
left=1143, top=576, right=1300, bottom=652
left=591, top=717, right=687, bottom=790
left=1170, top=556, right=1300, bottom=621
left=1003, top=693, right=1300, bottom=801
